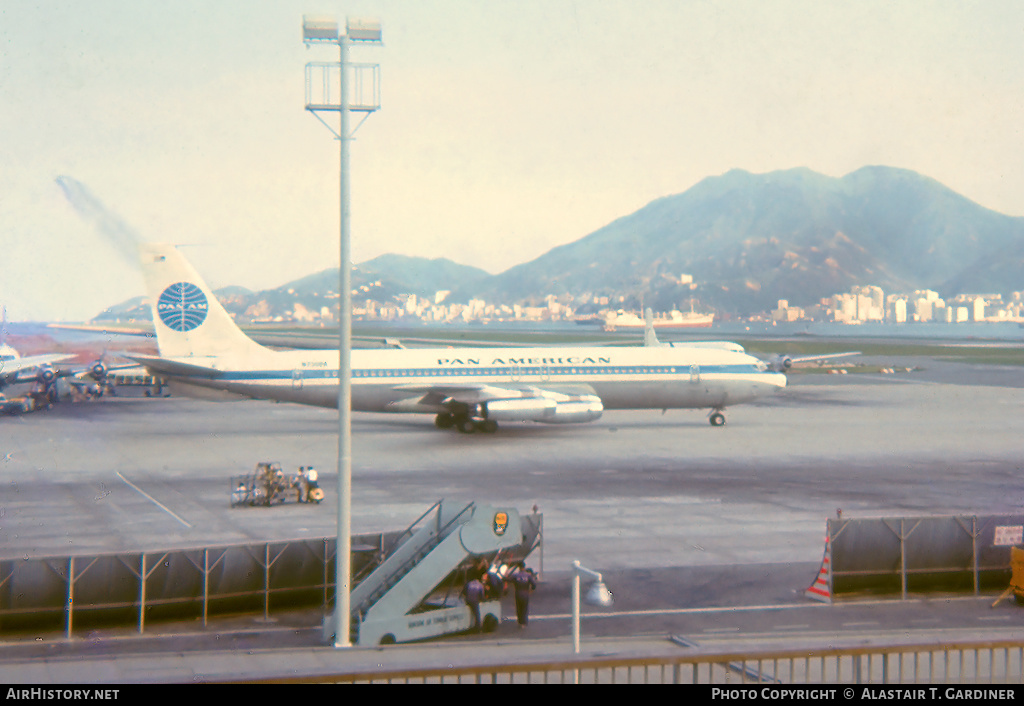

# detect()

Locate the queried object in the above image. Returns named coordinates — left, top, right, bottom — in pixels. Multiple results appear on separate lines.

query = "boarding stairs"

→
left=350, top=500, right=474, bottom=618
left=344, top=499, right=525, bottom=646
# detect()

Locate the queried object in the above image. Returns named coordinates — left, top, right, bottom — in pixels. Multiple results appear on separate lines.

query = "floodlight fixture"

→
left=587, top=578, right=614, bottom=607
left=303, top=15, right=382, bottom=45
left=303, top=15, right=339, bottom=43
left=347, top=18, right=382, bottom=43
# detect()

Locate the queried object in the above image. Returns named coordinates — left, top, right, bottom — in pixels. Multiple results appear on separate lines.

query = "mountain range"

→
left=97, top=165, right=1024, bottom=320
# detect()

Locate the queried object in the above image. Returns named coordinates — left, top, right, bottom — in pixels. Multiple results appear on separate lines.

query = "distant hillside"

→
left=94, top=287, right=255, bottom=321
left=94, top=256, right=490, bottom=322
left=94, top=166, right=1024, bottom=320
left=461, top=166, right=1024, bottom=314
left=359, top=254, right=490, bottom=294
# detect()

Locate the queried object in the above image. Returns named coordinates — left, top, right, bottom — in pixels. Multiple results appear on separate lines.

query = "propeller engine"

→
left=87, top=359, right=108, bottom=382
left=34, top=364, right=58, bottom=386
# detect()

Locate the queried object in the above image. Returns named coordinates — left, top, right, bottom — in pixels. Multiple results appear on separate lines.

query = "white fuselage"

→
left=152, top=344, right=786, bottom=413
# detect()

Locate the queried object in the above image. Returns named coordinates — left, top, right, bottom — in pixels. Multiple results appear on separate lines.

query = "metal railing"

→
left=0, top=509, right=542, bottom=637
left=240, top=638, right=1024, bottom=684
left=825, top=515, right=1022, bottom=600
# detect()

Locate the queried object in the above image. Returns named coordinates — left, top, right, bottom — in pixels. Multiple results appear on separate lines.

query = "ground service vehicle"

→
left=231, top=462, right=323, bottom=507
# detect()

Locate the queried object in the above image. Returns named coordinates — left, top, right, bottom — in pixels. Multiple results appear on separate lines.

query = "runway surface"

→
left=1, top=356, right=1023, bottom=680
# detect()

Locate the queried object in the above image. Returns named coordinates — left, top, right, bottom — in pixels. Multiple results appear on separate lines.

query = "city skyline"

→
left=88, top=266, right=1024, bottom=328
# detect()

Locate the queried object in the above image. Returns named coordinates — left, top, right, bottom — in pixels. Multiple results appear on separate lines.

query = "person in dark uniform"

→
left=510, top=564, right=538, bottom=628
left=462, top=577, right=485, bottom=632
left=296, top=467, right=309, bottom=503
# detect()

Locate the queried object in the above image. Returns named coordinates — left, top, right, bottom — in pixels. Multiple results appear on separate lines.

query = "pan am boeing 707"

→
left=130, top=243, right=788, bottom=432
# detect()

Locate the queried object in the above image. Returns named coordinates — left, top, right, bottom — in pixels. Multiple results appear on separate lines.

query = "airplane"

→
left=0, top=342, right=135, bottom=407
left=640, top=311, right=861, bottom=372
left=0, top=343, right=75, bottom=398
left=128, top=243, right=791, bottom=431
left=1, top=310, right=135, bottom=408
left=0, top=307, right=76, bottom=404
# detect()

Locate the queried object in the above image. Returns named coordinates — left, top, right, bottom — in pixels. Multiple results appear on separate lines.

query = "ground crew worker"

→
left=232, top=482, right=247, bottom=507
left=305, top=466, right=320, bottom=502
left=462, top=577, right=485, bottom=632
left=470, top=557, right=487, bottom=582
left=510, top=564, right=538, bottom=628
left=296, top=467, right=309, bottom=502
left=272, top=466, right=287, bottom=503
left=485, top=562, right=506, bottom=599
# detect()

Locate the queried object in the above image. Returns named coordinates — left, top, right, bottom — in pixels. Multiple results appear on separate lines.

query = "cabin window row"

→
left=346, top=366, right=687, bottom=378
left=292, top=365, right=765, bottom=379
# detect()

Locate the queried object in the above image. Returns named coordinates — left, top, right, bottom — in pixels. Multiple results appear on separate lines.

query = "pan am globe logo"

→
left=157, top=282, right=209, bottom=332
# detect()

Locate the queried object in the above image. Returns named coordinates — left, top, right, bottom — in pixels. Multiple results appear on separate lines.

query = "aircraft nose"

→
left=757, top=372, right=787, bottom=392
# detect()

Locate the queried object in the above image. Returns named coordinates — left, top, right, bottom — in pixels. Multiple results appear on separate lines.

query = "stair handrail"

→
left=352, top=500, right=477, bottom=617
left=381, top=499, right=444, bottom=557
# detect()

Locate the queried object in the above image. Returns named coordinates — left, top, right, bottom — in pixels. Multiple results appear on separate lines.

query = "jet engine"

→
left=768, top=355, right=793, bottom=372
left=483, top=394, right=603, bottom=424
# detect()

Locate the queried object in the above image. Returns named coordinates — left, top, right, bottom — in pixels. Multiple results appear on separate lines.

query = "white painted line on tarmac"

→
left=116, top=472, right=192, bottom=528
left=536, top=602, right=826, bottom=621
left=536, top=594, right=998, bottom=622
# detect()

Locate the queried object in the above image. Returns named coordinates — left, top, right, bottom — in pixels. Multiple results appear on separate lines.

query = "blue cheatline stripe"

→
left=201, top=364, right=775, bottom=383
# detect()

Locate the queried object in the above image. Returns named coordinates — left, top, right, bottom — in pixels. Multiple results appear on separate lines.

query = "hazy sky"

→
left=3, top=1, right=1024, bottom=321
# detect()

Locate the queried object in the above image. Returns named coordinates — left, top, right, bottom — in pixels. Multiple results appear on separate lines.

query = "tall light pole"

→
left=302, top=14, right=381, bottom=649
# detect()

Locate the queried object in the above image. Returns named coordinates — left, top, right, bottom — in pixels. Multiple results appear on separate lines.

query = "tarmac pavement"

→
left=2, top=357, right=1024, bottom=682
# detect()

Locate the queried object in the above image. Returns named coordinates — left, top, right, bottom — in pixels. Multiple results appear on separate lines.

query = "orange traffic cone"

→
left=805, top=535, right=831, bottom=603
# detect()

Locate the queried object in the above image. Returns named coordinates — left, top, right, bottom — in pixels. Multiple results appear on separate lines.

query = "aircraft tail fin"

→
left=643, top=308, right=661, bottom=347
left=139, top=243, right=269, bottom=360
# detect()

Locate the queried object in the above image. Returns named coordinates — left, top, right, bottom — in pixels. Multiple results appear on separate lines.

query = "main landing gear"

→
left=708, top=411, right=726, bottom=427
left=435, top=412, right=498, bottom=434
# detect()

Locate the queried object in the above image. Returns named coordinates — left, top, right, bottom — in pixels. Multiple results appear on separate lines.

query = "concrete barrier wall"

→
left=0, top=533, right=393, bottom=634
left=0, top=512, right=543, bottom=636
left=829, top=514, right=1022, bottom=597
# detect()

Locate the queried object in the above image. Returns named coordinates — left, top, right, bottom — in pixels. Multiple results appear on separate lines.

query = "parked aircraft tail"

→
left=643, top=308, right=659, bottom=347
left=139, top=243, right=270, bottom=360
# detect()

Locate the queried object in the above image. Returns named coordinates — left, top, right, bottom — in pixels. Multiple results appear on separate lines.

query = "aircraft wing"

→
left=64, top=360, right=145, bottom=388
left=395, top=381, right=599, bottom=400
left=767, top=351, right=861, bottom=372
left=0, top=354, right=77, bottom=389
left=0, top=353, right=75, bottom=377
left=125, top=354, right=223, bottom=379
left=47, top=323, right=154, bottom=338
left=394, top=382, right=604, bottom=425
left=396, top=382, right=533, bottom=405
